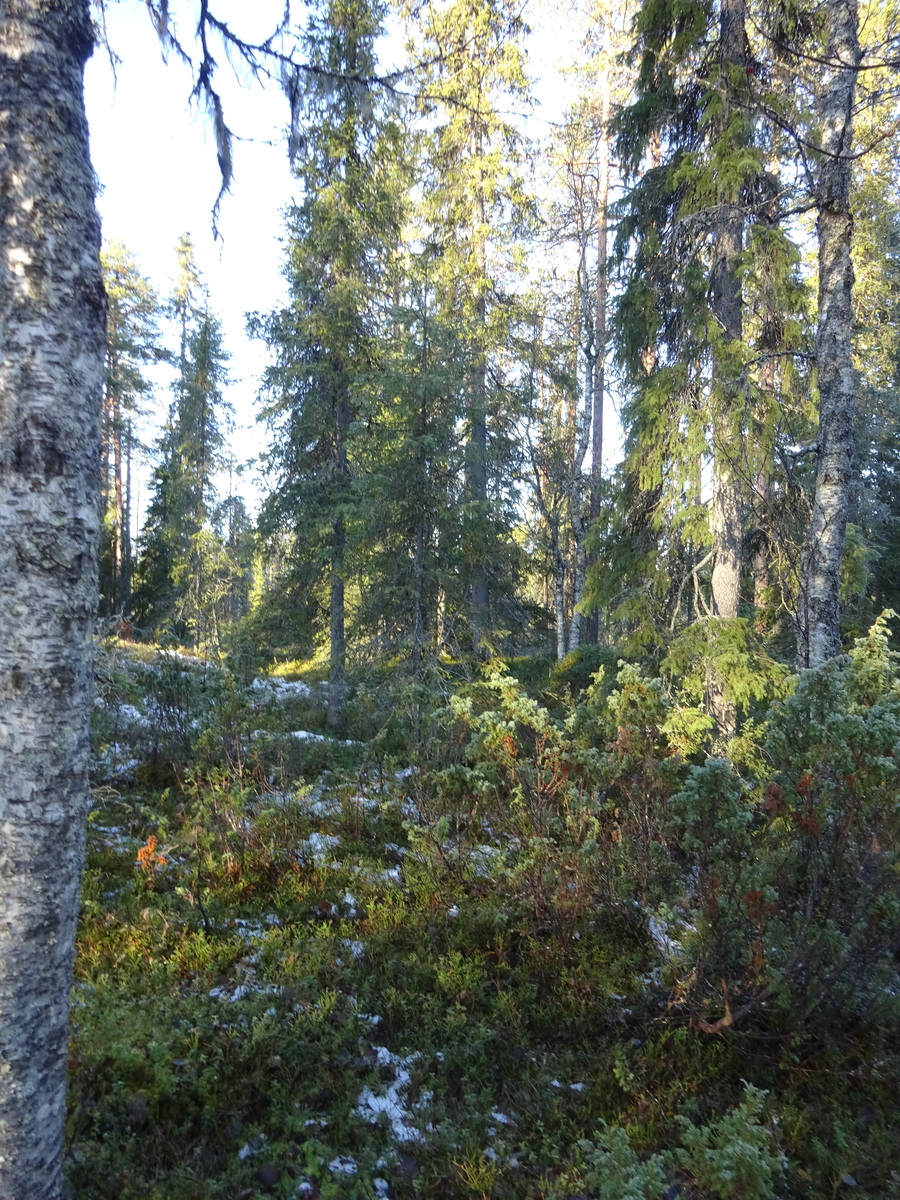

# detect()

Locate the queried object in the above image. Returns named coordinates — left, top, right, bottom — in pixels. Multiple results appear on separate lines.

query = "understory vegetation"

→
left=70, top=614, right=900, bottom=1199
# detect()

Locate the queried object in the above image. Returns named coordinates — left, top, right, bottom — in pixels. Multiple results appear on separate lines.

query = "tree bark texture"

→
left=0, top=2, right=105, bottom=1197
left=799, top=0, right=860, bottom=668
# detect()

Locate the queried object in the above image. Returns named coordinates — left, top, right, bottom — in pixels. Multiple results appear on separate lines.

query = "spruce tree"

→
left=133, top=242, right=232, bottom=648
left=99, top=242, right=162, bottom=618
left=409, top=0, right=533, bottom=653
left=258, top=0, right=402, bottom=729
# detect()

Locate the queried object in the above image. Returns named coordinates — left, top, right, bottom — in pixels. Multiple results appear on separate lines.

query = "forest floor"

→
left=67, top=640, right=899, bottom=1200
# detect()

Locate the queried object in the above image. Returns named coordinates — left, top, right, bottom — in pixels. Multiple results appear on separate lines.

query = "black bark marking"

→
left=12, top=415, right=65, bottom=484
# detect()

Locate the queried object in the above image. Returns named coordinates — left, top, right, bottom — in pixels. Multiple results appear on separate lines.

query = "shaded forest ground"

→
left=69, top=628, right=900, bottom=1199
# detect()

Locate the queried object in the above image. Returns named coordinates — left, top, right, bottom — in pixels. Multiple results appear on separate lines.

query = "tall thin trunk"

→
left=0, top=3, right=105, bottom=1196
left=468, top=133, right=489, bottom=654
left=112, top=400, right=124, bottom=610
left=568, top=537, right=586, bottom=652
left=752, top=355, right=775, bottom=628
left=328, top=514, right=347, bottom=731
left=568, top=232, right=595, bottom=652
left=585, top=42, right=611, bottom=646
left=707, top=0, right=748, bottom=738
left=799, top=0, right=860, bottom=667
left=555, top=546, right=567, bottom=662
left=469, top=286, right=490, bottom=652
left=328, top=388, right=350, bottom=730
left=123, top=416, right=133, bottom=609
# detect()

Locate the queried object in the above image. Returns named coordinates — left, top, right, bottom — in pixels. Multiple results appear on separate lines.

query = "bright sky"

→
left=83, top=1, right=586, bottom=520
left=85, top=1, right=299, bottom=513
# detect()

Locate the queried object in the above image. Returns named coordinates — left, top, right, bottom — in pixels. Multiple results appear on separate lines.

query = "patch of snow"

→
left=342, top=939, right=366, bottom=960
left=297, top=832, right=342, bottom=865
left=157, top=648, right=209, bottom=669
left=467, top=844, right=507, bottom=878
left=250, top=727, right=361, bottom=747
left=237, top=1134, right=265, bottom=1160
left=647, top=913, right=689, bottom=959
left=356, top=1046, right=431, bottom=1145
left=229, top=916, right=280, bottom=941
left=328, top=1155, right=358, bottom=1175
left=208, top=975, right=280, bottom=1003
left=373, top=1178, right=390, bottom=1197
left=92, top=744, right=142, bottom=782
left=116, top=703, right=148, bottom=725
left=251, top=676, right=313, bottom=699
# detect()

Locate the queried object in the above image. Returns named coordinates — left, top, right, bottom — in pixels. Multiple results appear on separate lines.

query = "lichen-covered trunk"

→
left=800, top=0, right=860, bottom=668
left=0, top=2, right=105, bottom=1196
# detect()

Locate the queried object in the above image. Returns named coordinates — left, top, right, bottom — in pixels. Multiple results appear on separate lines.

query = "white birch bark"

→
left=799, top=0, right=860, bottom=667
left=0, top=2, right=104, bottom=1195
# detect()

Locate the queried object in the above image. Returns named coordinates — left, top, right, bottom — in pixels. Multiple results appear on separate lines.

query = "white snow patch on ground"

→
left=356, top=1046, right=432, bottom=1144
left=466, top=844, right=507, bottom=877
left=328, top=1155, right=358, bottom=1175
left=229, top=915, right=280, bottom=941
left=115, top=703, right=148, bottom=725
left=251, top=676, right=313, bottom=699
left=647, top=913, right=692, bottom=959
left=157, top=648, right=209, bottom=669
left=250, top=728, right=361, bottom=747
left=93, top=744, right=142, bottom=782
left=297, top=832, right=342, bottom=865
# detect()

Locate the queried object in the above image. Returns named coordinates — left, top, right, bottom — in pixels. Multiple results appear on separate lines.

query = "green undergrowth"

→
left=70, top=627, right=900, bottom=1198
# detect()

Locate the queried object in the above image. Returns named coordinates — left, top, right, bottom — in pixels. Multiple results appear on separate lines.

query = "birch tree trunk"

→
left=799, top=0, right=860, bottom=668
left=0, top=2, right=105, bottom=1196
left=707, top=0, right=748, bottom=739
left=584, top=38, right=611, bottom=647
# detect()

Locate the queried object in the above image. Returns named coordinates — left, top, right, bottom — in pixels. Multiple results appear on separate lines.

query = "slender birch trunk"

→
left=799, top=0, right=860, bottom=667
left=584, top=40, right=611, bottom=647
left=0, top=2, right=105, bottom=1196
left=555, top=548, right=567, bottom=661
left=707, top=0, right=748, bottom=738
